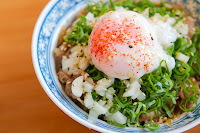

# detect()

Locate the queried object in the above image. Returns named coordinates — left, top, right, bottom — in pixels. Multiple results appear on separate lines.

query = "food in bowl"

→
left=53, top=0, right=200, bottom=131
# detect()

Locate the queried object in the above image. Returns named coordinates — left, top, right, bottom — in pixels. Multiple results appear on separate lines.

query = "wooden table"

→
left=0, top=0, right=199, bottom=132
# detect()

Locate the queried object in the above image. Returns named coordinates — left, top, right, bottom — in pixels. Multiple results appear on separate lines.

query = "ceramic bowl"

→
left=32, top=0, right=200, bottom=132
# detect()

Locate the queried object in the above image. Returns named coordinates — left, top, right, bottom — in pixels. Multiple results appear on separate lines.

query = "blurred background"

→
left=0, top=0, right=199, bottom=132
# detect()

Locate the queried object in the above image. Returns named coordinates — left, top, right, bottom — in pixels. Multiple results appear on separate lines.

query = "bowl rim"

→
left=31, top=0, right=200, bottom=132
left=31, top=1, right=112, bottom=132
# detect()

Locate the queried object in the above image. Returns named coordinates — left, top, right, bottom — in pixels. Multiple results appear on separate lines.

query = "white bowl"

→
left=32, top=0, right=200, bottom=132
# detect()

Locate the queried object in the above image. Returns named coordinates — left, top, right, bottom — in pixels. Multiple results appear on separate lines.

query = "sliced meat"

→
left=65, top=76, right=78, bottom=99
left=53, top=43, right=69, bottom=71
left=58, top=26, right=67, bottom=46
left=65, top=74, right=82, bottom=99
left=153, top=116, right=168, bottom=124
left=184, top=16, right=196, bottom=38
left=66, top=27, right=72, bottom=36
left=177, top=86, right=187, bottom=99
left=77, top=7, right=86, bottom=18
left=53, top=48, right=63, bottom=71
left=57, top=69, right=70, bottom=84
left=190, top=77, right=200, bottom=94
left=195, top=74, right=200, bottom=81
left=75, top=98, right=88, bottom=112
left=139, top=110, right=157, bottom=124
left=57, top=69, right=83, bottom=100
left=63, top=46, right=71, bottom=58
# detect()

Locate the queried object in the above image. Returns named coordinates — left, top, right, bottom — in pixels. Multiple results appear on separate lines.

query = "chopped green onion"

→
left=163, top=105, right=173, bottom=118
left=107, top=121, right=126, bottom=128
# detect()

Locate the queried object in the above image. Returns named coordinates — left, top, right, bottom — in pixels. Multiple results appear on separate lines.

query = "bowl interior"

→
left=32, top=0, right=200, bottom=132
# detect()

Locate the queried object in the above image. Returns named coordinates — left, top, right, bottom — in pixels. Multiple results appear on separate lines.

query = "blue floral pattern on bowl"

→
left=34, top=0, right=200, bottom=132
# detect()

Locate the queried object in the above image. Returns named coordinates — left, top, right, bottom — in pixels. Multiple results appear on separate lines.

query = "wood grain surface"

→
left=0, top=0, right=199, bottom=133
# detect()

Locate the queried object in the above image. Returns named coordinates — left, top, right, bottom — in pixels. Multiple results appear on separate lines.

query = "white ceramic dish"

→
left=32, top=0, right=200, bottom=132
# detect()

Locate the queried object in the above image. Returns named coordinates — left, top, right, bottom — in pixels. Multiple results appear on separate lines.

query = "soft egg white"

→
left=89, top=11, right=176, bottom=80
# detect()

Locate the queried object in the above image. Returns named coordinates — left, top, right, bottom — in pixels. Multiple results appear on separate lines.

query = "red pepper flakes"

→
left=136, top=62, right=140, bottom=67
left=89, top=11, right=155, bottom=76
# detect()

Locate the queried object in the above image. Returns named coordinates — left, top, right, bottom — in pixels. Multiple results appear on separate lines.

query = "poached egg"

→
left=89, top=11, right=175, bottom=80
